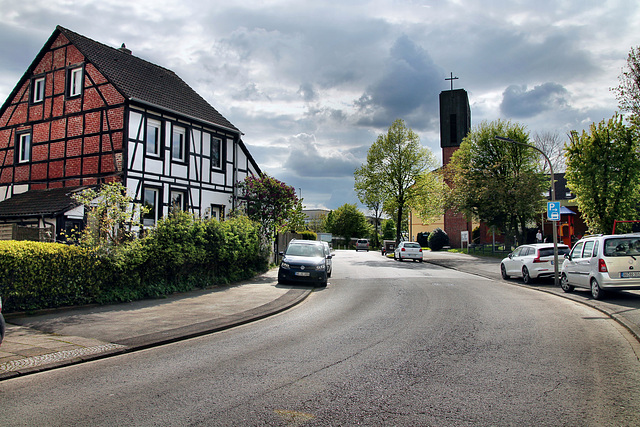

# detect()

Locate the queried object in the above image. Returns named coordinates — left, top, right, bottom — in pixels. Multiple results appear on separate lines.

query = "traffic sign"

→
left=547, top=201, right=560, bottom=221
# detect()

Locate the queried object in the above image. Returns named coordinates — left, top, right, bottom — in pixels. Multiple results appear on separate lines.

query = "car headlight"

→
left=315, top=263, right=326, bottom=271
left=281, top=262, right=290, bottom=270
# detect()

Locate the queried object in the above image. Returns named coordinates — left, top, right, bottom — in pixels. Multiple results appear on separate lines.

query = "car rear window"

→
left=538, top=247, right=570, bottom=257
left=404, top=243, right=421, bottom=248
left=604, top=237, right=640, bottom=257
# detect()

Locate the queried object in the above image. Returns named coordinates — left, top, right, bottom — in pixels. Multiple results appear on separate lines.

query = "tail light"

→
left=419, top=248, right=423, bottom=252
left=401, top=247, right=406, bottom=251
left=598, top=259, right=608, bottom=273
left=532, top=256, right=543, bottom=263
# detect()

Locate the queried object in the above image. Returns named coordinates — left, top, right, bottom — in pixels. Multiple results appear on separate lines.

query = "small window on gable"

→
left=17, top=133, right=31, bottom=163
left=211, top=136, right=222, bottom=169
left=68, top=67, right=84, bottom=97
left=142, top=187, right=161, bottom=226
left=172, top=125, right=186, bottom=161
left=32, top=77, right=45, bottom=103
left=146, top=118, right=162, bottom=156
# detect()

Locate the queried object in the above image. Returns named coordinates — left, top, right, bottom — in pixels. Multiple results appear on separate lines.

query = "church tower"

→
left=440, top=79, right=472, bottom=247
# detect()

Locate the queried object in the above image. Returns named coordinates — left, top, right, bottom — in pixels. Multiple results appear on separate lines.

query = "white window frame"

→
left=142, top=187, right=161, bottom=226
left=210, top=204, right=222, bottom=221
left=171, top=125, right=186, bottom=161
left=211, top=136, right=222, bottom=169
left=32, top=77, right=45, bottom=103
left=18, top=133, right=31, bottom=163
left=146, top=118, right=162, bottom=156
left=69, top=67, right=83, bottom=97
left=170, top=189, right=187, bottom=211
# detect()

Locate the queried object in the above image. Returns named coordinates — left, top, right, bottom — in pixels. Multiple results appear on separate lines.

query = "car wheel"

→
left=591, top=278, right=605, bottom=300
left=500, top=263, right=510, bottom=280
left=522, top=266, right=532, bottom=284
left=560, top=273, right=574, bottom=293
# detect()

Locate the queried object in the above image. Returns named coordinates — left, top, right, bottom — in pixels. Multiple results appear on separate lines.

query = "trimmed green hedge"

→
left=0, top=213, right=269, bottom=312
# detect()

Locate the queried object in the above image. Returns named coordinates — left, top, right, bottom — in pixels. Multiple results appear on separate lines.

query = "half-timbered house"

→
left=0, top=26, right=260, bottom=239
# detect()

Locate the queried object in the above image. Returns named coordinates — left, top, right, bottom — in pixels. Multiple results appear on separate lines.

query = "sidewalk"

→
left=0, top=268, right=311, bottom=380
left=424, top=249, right=640, bottom=343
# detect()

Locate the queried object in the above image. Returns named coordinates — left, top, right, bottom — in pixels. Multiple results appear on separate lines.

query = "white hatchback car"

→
left=394, top=241, right=423, bottom=262
left=501, top=243, right=570, bottom=284
left=561, top=233, right=640, bottom=299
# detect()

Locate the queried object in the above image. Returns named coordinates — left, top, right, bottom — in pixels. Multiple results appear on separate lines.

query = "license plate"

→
left=295, top=272, right=310, bottom=277
left=620, top=271, right=640, bottom=278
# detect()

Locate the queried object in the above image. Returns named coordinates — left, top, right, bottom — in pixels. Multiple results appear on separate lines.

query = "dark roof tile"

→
left=0, top=187, right=86, bottom=218
left=57, top=26, right=239, bottom=132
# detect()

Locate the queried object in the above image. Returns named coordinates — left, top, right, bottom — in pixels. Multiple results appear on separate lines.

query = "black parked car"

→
left=278, top=239, right=332, bottom=287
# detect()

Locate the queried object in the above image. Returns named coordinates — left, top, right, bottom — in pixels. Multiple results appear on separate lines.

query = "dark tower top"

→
left=440, top=89, right=471, bottom=148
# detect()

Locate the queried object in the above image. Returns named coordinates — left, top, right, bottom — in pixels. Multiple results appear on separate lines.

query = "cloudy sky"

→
left=1, top=0, right=638, bottom=211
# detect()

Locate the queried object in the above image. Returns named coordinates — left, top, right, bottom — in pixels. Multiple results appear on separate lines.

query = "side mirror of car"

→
left=326, top=255, right=333, bottom=259
left=564, top=253, right=571, bottom=260
left=508, top=253, right=513, bottom=259
left=278, top=251, right=284, bottom=256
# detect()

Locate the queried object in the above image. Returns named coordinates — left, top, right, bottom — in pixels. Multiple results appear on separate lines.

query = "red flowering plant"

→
left=236, top=173, right=303, bottom=241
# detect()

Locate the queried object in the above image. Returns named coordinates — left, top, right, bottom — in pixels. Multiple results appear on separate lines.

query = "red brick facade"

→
left=0, top=33, right=125, bottom=195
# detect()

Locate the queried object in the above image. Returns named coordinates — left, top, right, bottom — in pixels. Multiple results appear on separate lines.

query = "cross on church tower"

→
left=445, top=72, right=459, bottom=91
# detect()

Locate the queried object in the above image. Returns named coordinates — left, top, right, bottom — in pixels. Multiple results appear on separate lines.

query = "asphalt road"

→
left=2, top=250, right=640, bottom=426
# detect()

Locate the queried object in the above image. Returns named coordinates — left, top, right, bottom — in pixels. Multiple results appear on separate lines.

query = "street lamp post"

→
left=495, top=136, right=559, bottom=286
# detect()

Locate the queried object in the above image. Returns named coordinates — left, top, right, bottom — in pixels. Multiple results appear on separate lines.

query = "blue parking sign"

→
left=547, top=201, right=560, bottom=221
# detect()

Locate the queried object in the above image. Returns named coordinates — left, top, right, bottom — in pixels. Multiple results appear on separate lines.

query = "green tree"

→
left=565, top=114, right=640, bottom=234
left=613, top=46, right=640, bottom=118
left=325, top=204, right=370, bottom=245
left=381, top=219, right=396, bottom=240
left=354, top=161, right=385, bottom=247
left=237, top=173, right=301, bottom=240
left=358, top=119, right=439, bottom=243
left=445, top=120, right=547, bottom=246
left=72, top=182, right=148, bottom=250
left=410, top=172, right=446, bottom=226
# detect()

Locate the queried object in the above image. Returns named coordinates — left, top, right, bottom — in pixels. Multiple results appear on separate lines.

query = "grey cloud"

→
left=500, top=83, right=570, bottom=118
left=298, top=83, right=318, bottom=102
left=355, top=35, right=444, bottom=131
left=284, top=134, right=361, bottom=178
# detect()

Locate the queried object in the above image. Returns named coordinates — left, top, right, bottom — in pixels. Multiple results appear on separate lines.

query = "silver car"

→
left=561, top=233, right=640, bottom=299
left=501, top=243, right=570, bottom=284
left=322, top=241, right=334, bottom=277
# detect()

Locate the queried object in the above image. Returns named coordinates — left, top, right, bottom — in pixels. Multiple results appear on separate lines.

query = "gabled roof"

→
left=0, top=26, right=239, bottom=133
left=56, top=26, right=240, bottom=133
left=0, top=187, right=86, bottom=218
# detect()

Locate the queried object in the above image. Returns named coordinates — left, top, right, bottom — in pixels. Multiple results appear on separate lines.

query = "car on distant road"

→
left=356, top=239, right=370, bottom=252
left=0, top=296, right=5, bottom=346
left=561, top=233, right=640, bottom=299
left=394, top=241, right=423, bottom=262
left=500, top=243, right=570, bottom=284
left=278, top=239, right=332, bottom=287
left=322, top=241, right=334, bottom=277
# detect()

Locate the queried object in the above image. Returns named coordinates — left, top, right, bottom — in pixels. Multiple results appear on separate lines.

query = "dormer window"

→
left=32, top=77, right=45, bottom=103
left=68, top=66, right=83, bottom=97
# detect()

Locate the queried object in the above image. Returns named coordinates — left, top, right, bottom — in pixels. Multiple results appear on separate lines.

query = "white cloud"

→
left=0, top=0, right=637, bottom=209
